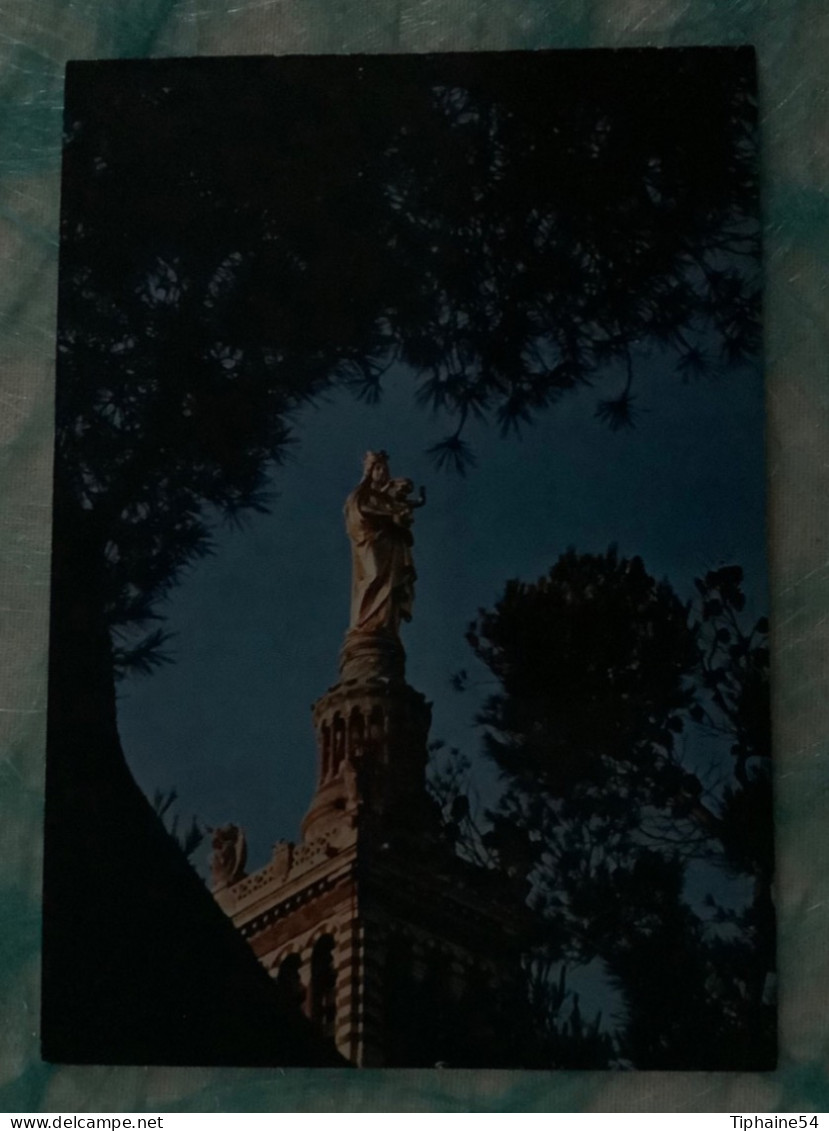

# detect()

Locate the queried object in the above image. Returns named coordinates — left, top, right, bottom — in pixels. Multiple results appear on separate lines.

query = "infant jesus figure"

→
left=381, top=476, right=426, bottom=542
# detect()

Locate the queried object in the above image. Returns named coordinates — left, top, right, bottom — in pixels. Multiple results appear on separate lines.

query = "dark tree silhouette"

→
left=152, top=786, right=206, bottom=859
left=47, top=50, right=760, bottom=1064
left=58, top=50, right=759, bottom=650
left=456, top=550, right=773, bottom=1068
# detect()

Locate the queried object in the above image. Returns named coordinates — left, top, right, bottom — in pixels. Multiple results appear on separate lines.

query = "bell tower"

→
left=213, top=454, right=529, bottom=1066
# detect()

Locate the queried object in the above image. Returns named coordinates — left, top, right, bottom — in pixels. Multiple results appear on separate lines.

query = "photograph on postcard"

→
left=44, top=49, right=771, bottom=1069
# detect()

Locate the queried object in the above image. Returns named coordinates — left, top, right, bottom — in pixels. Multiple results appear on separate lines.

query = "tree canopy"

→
left=58, top=50, right=759, bottom=649
left=439, top=549, right=773, bottom=1069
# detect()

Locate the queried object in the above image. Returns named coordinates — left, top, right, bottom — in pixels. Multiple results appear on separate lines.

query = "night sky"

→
left=116, top=346, right=767, bottom=873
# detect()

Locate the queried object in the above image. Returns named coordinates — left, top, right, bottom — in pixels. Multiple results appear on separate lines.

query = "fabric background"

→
left=0, top=0, right=827, bottom=1113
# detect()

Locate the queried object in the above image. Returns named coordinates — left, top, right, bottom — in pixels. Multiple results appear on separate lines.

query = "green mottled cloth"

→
left=0, top=0, right=827, bottom=1113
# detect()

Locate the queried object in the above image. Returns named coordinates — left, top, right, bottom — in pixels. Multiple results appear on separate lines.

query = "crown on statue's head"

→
left=363, top=449, right=389, bottom=472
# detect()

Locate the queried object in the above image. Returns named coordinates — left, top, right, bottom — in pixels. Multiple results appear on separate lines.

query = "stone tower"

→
left=213, top=453, right=529, bottom=1067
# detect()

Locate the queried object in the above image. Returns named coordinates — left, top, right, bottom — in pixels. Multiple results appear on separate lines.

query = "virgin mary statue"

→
left=344, top=451, right=425, bottom=639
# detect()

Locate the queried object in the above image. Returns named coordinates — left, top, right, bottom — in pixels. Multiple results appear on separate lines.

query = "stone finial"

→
left=208, top=822, right=247, bottom=890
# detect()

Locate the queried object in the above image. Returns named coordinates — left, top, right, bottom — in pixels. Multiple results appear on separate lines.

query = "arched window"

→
left=369, top=705, right=385, bottom=757
left=348, top=706, right=364, bottom=756
left=321, top=722, right=331, bottom=780
left=332, top=715, right=345, bottom=774
left=275, top=953, right=305, bottom=1010
left=310, top=934, right=337, bottom=1040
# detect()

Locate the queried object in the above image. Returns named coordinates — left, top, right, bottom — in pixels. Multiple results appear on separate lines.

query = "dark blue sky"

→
left=116, top=347, right=767, bottom=875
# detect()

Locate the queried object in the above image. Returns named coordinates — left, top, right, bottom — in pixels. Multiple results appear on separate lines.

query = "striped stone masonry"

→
left=213, top=628, right=526, bottom=1065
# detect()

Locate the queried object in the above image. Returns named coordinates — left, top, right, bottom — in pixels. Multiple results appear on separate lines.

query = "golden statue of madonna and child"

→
left=341, top=450, right=426, bottom=681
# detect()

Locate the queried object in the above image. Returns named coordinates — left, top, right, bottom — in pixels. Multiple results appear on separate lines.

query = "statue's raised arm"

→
left=344, top=451, right=425, bottom=640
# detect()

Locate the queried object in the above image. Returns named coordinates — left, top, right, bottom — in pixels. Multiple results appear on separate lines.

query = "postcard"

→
left=44, top=48, right=770, bottom=1069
